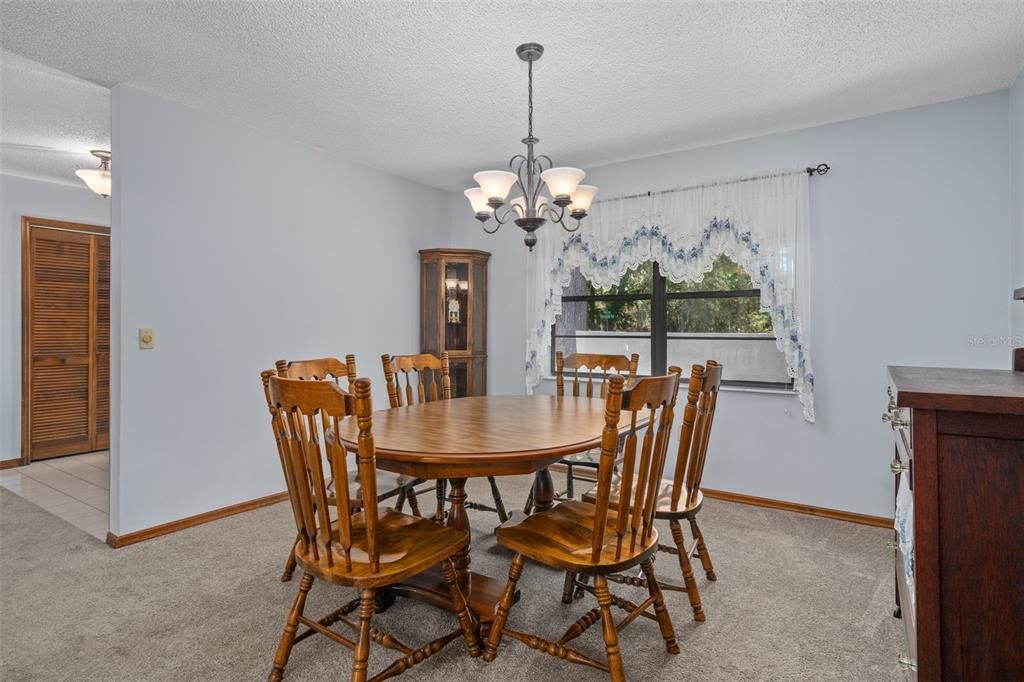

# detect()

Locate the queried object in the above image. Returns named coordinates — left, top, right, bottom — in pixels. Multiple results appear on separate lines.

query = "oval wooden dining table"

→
left=334, top=394, right=618, bottom=622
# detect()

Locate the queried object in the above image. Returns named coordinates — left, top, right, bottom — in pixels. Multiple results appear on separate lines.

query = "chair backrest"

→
left=555, top=352, right=640, bottom=398
left=670, top=360, right=723, bottom=508
left=589, top=367, right=682, bottom=563
left=267, top=374, right=382, bottom=573
left=381, top=352, right=451, bottom=407
left=276, top=355, right=357, bottom=387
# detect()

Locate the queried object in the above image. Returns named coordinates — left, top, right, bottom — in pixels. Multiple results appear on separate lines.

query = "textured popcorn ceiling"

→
left=2, top=1, right=1023, bottom=191
left=0, top=50, right=110, bottom=187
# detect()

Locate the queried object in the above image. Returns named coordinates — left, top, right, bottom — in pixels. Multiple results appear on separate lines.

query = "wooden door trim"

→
left=21, top=216, right=110, bottom=464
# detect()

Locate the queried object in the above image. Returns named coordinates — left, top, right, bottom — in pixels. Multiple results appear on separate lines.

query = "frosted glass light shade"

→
left=540, top=167, right=585, bottom=198
left=473, top=170, right=518, bottom=201
left=569, top=184, right=598, bottom=212
left=75, top=168, right=111, bottom=197
left=510, top=194, right=550, bottom=218
left=464, top=188, right=493, bottom=214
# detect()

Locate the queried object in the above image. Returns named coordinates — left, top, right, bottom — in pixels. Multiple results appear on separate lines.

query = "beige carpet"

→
left=0, top=477, right=902, bottom=680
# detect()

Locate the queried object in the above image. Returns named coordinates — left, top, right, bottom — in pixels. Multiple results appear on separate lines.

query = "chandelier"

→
left=75, top=150, right=112, bottom=198
left=464, top=43, right=597, bottom=251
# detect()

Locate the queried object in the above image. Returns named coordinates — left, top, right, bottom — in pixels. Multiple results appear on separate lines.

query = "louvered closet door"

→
left=25, top=222, right=110, bottom=459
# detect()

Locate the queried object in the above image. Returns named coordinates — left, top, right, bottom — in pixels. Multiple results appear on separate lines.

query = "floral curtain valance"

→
left=525, top=171, right=816, bottom=422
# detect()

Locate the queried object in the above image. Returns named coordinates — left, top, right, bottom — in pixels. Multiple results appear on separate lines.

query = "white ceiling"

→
left=1, top=50, right=110, bottom=187
left=2, top=1, right=1022, bottom=192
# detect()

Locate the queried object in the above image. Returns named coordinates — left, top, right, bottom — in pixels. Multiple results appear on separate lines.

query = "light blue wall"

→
left=1011, top=72, right=1024, bottom=339
left=110, top=85, right=452, bottom=534
left=469, top=92, right=1012, bottom=517
left=0, top=174, right=110, bottom=462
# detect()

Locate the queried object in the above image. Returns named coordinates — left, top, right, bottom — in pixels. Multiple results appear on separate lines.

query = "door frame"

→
left=21, top=216, right=111, bottom=465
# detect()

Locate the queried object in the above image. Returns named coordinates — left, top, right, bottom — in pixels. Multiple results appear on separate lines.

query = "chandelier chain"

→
left=527, top=58, right=533, bottom=138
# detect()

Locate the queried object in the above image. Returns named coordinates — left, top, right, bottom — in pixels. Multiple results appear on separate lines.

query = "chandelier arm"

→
left=508, top=154, right=527, bottom=170
left=481, top=220, right=502, bottom=235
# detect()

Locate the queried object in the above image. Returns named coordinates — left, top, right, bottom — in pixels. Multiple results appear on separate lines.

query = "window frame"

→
left=551, top=262, right=793, bottom=390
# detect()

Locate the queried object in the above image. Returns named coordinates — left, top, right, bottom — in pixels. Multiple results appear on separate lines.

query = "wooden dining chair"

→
left=263, top=357, right=426, bottom=582
left=484, top=368, right=683, bottom=681
left=382, top=352, right=509, bottom=523
left=266, top=375, right=480, bottom=681
left=523, top=352, right=639, bottom=513
left=582, top=360, right=723, bottom=622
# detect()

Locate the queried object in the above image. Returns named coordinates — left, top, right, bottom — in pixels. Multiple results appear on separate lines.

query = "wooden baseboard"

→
left=106, top=491, right=289, bottom=548
left=549, top=464, right=891, bottom=528
left=701, top=487, right=893, bottom=528
left=0, top=458, right=24, bottom=470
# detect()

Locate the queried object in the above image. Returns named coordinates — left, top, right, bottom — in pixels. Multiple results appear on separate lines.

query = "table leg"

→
left=447, top=477, right=471, bottom=594
left=532, top=468, right=555, bottom=513
left=386, top=476, right=518, bottom=623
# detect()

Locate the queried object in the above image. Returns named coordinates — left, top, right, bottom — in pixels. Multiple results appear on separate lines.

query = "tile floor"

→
left=0, top=451, right=109, bottom=540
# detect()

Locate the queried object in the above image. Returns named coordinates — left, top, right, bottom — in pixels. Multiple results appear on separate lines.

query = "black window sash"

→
left=550, top=264, right=791, bottom=389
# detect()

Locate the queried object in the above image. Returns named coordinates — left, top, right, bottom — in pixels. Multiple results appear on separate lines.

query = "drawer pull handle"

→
left=890, top=458, right=908, bottom=475
left=882, top=412, right=909, bottom=429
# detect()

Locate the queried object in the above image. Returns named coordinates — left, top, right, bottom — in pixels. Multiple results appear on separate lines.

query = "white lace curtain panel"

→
left=525, top=170, right=816, bottom=422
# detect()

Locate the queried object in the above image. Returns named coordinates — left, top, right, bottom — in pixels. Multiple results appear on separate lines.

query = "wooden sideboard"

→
left=887, top=366, right=1024, bottom=680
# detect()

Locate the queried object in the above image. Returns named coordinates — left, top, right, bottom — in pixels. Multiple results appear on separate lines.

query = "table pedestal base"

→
left=380, top=567, right=518, bottom=623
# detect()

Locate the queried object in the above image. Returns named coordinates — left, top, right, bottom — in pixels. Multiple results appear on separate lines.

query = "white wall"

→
left=462, top=92, right=1012, bottom=517
left=0, top=174, right=110, bottom=461
left=1011, top=72, right=1024, bottom=340
left=110, top=85, right=452, bottom=534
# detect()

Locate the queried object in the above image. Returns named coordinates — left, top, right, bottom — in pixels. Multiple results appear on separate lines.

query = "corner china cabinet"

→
left=420, top=249, right=489, bottom=397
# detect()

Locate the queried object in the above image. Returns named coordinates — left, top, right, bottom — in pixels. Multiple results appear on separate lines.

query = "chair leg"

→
left=435, top=479, right=447, bottom=524
left=351, top=588, right=375, bottom=682
left=280, top=533, right=299, bottom=581
left=574, top=573, right=590, bottom=600
left=670, top=519, right=705, bottom=622
left=487, top=476, right=509, bottom=522
left=484, top=553, right=524, bottom=662
left=394, top=488, right=406, bottom=513
left=565, top=463, right=574, bottom=499
left=561, top=572, right=577, bottom=604
left=269, top=572, right=314, bottom=681
left=594, top=575, right=626, bottom=682
left=522, top=487, right=534, bottom=515
left=640, top=558, right=679, bottom=654
left=689, top=516, right=717, bottom=581
left=441, top=559, right=482, bottom=657
left=405, top=486, right=421, bottom=517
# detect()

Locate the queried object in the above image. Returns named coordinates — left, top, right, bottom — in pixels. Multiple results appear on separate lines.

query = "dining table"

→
left=334, top=393, right=621, bottom=621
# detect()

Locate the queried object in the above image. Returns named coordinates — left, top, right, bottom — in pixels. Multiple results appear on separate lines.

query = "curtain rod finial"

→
left=806, top=163, right=830, bottom=176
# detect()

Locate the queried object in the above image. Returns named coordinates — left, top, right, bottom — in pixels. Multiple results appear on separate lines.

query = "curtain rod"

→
left=594, top=163, right=831, bottom=204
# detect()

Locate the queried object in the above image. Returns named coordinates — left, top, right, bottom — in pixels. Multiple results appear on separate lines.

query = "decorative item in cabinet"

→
left=420, top=249, right=489, bottom=397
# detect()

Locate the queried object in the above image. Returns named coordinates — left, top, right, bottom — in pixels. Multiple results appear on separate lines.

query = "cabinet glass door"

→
left=449, top=359, right=469, bottom=398
left=443, top=262, right=470, bottom=351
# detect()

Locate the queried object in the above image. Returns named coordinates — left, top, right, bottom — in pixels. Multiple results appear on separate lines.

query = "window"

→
left=552, top=255, right=792, bottom=388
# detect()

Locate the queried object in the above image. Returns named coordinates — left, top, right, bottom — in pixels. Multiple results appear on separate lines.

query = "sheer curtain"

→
left=525, top=171, right=816, bottom=422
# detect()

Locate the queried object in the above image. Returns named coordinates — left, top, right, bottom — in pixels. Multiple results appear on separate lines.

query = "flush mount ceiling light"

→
left=464, top=43, right=597, bottom=251
left=75, top=150, right=111, bottom=198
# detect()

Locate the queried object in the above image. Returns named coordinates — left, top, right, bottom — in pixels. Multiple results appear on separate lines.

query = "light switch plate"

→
left=139, top=328, right=155, bottom=349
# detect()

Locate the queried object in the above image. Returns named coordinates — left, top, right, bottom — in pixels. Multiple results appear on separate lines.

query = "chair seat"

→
left=495, top=500, right=659, bottom=574
left=294, top=507, right=468, bottom=589
left=329, top=470, right=421, bottom=507
left=557, top=448, right=601, bottom=466
left=581, top=478, right=704, bottom=518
